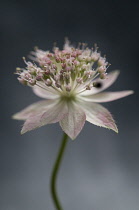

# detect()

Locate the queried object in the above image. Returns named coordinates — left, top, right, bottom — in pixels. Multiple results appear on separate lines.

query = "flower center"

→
left=60, top=93, right=76, bottom=102
left=16, top=39, right=109, bottom=95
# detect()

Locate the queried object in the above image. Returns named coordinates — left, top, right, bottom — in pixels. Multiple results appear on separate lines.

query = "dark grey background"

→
left=1, top=0, right=139, bottom=209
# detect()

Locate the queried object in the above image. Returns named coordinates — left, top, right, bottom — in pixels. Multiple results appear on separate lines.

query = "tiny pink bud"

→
left=55, top=57, right=61, bottom=63
left=86, top=84, right=91, bottom=90
left=100, top=73, right=107, bottom=79
left=46, top=60, right=52, bottom=65
left=24, top=72, right=31, bottom=80
left=61, top=63, right=66, bottom=68
left=66, top=66, right=72, bottom=72
left=55, top=82, right=61, bottom=88
left=28, top=79, right=36, bottom=86
left=45, top=69, right=50, bottom=75
left=74, top=60, right=79, bottom=66
left=36, top=75, right=42, bottom=81
left=97, top=66, right=106, bottom=74
left=91, top=52, right=100, bottom=61
left=45, top=79, right=52, bottom=86
left=76, top=78, right=83, bottom=84
left=98, top=58, right=106, bottom=66
left=47, top=53, right=53, bottom=57
left=18, top=78, right=27, bottom=85
left=65, top=84, right=71, bottom=92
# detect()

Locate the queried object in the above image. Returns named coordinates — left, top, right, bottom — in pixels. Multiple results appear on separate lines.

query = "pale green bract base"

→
left=13, top=70, right=133, bottom=140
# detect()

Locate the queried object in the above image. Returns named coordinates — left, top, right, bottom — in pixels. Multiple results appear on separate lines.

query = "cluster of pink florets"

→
left=16, top=40, right=109, bottom=92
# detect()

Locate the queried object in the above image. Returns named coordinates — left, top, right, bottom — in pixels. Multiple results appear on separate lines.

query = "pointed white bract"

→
left=79, top=91, right=134, bottom=103
left=59, top=102, right=86, bottom=139
left=78, top=101, right=118, bottom=132
left=13, top=40, right=133, bottom=139
left=21, top=101, right=68, bottom=134
left=12, top=100, right=57, bottom=120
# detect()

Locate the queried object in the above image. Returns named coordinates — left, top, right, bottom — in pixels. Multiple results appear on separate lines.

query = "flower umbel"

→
left=13, top=39, right=133, bottom=139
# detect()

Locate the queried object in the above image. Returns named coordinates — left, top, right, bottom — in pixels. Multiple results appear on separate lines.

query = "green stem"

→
left=50, top=132, right=68, bottom=210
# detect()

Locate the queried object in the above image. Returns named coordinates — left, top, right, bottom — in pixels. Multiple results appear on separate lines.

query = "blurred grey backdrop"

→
left=1, top=0, right=139, bottom=209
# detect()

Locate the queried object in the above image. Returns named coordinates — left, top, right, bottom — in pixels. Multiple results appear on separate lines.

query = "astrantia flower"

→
left=13, top=39, right=133, bottom=139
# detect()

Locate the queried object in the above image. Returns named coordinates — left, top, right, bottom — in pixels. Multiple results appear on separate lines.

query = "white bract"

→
left=13, top=40, right=133, bottom=139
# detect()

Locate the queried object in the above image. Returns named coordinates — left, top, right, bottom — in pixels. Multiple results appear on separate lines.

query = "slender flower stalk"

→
left=51, top=132, right=68, bottom=210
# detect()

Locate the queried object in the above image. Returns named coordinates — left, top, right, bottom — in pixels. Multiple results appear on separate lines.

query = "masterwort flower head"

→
left=13, top=39, right=133, bottom=139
